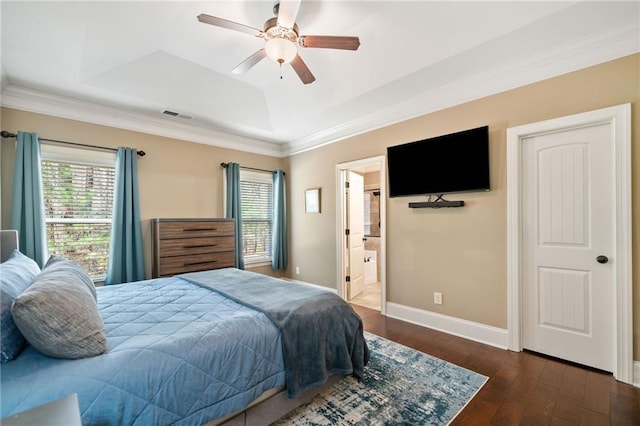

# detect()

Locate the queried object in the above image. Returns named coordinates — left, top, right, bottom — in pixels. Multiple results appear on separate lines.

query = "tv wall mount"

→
left=408, top=194, right=464, bottom=209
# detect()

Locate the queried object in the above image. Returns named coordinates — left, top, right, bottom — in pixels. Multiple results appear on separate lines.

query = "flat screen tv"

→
left=387, top=126, right=490, bottom=197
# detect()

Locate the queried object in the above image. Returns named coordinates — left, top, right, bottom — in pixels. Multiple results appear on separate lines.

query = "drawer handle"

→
left=183, top=228, right=217, bottom=232
left=183, top=260, right=217, bottom=267
left=183, top=244, right=217, bottom=249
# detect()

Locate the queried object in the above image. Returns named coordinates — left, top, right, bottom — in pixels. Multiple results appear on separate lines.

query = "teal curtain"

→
left=106, top=147, right=144, bottom=284
left=225, top=163, right=244, bottom=269
left=10, top=132, right=47, bottom=267
left=271, top=170, right=287, bottom=270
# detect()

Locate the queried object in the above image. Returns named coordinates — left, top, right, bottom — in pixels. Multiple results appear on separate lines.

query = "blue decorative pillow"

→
left=0, top=250, right=40, bottom=363
left=12, top=257, right=107, bottom=359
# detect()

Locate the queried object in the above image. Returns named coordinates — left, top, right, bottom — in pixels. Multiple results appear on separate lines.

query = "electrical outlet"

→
left=434, top=292, right=443, bottom=305
left=295, top=266, right=300, bottom=275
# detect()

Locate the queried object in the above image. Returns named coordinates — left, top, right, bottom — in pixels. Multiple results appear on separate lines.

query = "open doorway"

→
left=336, top=156, right=386, bottom=314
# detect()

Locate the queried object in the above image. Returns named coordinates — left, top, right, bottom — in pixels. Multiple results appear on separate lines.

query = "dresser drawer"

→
left=158, top=220, right=234, bottom=240
left=151, top=218, right=237, bottom=278
left=158, top=251, right=236, bottom=277
left=158, top=236, right=234, bottom=257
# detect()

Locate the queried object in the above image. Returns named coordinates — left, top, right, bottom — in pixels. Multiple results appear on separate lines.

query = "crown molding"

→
left=0, top=85, right=288, bottom=158
left=1, top=24, right=637, bottom=159
left=285, top=24, right=639, bottom=156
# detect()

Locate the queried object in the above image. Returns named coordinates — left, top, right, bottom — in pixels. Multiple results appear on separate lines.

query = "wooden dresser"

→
left=151, top=218, right=236, bottom=278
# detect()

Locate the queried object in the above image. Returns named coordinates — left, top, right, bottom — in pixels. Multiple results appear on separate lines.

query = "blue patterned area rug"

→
left=272, top=332, right=488, bottom=425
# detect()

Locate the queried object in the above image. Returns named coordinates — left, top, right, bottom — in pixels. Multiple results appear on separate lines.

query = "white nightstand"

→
left=1, top=394, right=82, bottom=426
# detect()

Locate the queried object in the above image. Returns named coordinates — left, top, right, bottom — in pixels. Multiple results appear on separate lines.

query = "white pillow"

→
left=0, top=250, right=40, bottom=362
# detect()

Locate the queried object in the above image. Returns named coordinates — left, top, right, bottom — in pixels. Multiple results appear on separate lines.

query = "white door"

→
left=347, top=171, right=365, bottom=300
left=521, top=123, right=614, bottom=371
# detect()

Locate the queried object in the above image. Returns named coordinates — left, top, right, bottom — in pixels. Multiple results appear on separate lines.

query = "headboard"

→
left=0, top=230, right=19, bottom=262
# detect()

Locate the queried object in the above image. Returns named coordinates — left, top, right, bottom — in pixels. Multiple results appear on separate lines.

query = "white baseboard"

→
left=385, top=302, right=640, bottom=388
left=281, top=278, right=338, bottom=294
left=385, top=302, right=509, bottom=350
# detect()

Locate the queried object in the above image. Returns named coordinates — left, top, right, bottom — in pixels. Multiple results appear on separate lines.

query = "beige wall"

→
left=1, top=54, right=638, bottom=360
left=0, top=108, right=287, bottom=279
left=364, top=171, right=380, bottom=187
left=287, top=54, right=640, bottom=359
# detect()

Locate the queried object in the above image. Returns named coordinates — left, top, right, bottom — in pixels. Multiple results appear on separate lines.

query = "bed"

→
left=0, top=234, right=369, bottom=425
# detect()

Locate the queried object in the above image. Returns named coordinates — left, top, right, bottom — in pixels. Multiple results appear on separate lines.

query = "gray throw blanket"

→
left=179, top=268, right=369, bottom=398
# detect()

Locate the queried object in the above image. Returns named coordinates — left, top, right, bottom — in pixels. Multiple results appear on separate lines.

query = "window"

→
left=240, top=170, right=273, bottom=264
left=40, top=144, right=116, bottom=279
left=364, top=188, right=381, bottom=237
left=363, top=192, right=371, bottom=235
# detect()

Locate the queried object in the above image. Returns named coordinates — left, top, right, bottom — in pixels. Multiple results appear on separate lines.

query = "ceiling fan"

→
left=197, top=0, right=360, bottom=84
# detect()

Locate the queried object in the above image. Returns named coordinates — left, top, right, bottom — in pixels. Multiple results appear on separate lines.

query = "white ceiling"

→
left=1, top=1, right=638, bottom=157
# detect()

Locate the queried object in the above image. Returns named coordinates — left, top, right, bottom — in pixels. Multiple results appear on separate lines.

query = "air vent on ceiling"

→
left=163, top=110, right=193, bottom=120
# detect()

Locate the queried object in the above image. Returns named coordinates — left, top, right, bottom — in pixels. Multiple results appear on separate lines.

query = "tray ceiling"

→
left=1, top=1, right=638, bottom=157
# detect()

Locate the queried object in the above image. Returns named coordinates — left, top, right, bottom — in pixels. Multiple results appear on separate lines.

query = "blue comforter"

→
left=1, top=277, right=286, bottom=425
left=181, top=268, right=370, bottom=398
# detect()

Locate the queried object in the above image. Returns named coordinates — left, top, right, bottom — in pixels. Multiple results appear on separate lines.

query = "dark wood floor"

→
left=351, top=304, right=640, bottom=425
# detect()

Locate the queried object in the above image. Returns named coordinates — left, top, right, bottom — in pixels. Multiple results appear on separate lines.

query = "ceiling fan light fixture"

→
left=264, top=37, right=297, bottom=65
left=197, top=5, right=359, bottom=84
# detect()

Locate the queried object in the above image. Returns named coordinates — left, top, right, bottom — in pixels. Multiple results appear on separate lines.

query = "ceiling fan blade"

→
left=276, top=0, right=301, bottom=29
left=300, top=35, right=360, bottom=50
left=290, top=54, right=316, bottom=85
left=232, top=49, right=267, bottom=75
left=197, top=13, right=262, bottom=37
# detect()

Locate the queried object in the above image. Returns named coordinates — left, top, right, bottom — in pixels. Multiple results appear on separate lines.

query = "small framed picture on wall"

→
left=305, top=188, right=321, bottom=213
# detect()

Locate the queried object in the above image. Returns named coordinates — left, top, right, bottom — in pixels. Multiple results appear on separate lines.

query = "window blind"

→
left=41, top=159, right=115, bottom=278
left=364, top=192, right=371, bottom=235
left=240, top=172, right=273, bottom=264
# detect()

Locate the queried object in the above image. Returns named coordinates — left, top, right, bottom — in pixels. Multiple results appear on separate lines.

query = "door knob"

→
left=596, top=255, right=609, bottom=264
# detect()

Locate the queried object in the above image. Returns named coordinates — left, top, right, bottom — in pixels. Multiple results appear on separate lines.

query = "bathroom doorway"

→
left=336, top=156, right=386, bottom=313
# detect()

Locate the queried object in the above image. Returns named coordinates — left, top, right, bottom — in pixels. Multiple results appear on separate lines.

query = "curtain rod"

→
left=220, top=162, right=285, bottom=176
left=0, top=131, right=146, bottom=157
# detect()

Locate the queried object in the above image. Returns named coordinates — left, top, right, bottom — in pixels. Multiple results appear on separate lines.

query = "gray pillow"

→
left=12, top=258, right=107, bottom=359
left=44, top=256, right=97, bottom=301
left=0, top=250, right=40, bottom=362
